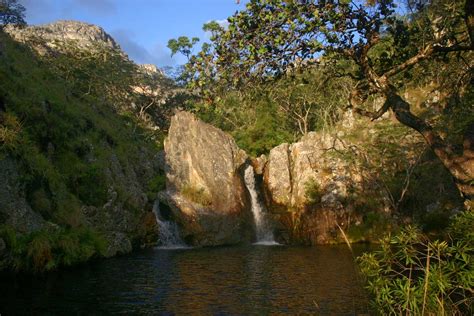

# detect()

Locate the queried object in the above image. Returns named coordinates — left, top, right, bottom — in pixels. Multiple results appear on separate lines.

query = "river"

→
left=1, top=244, right=371, bottom=315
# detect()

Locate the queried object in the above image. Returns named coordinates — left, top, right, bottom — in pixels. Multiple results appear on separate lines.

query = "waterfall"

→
left=244, top=165, right=278, bottom=245
left=153, top=200, right=188, bottom=249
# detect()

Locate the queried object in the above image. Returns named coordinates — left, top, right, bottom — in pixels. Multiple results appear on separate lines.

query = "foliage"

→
left=358, top=211, right=474, bottom=315
left=0, top=111, right=22, bottom=149
left=186, top=60, right=352, bottom=155
left=185, top=0, right=471, bottom=97
left=0, top=28, right=166, bottom=271
left=167, top=36, right=199, bottom=60
left=0, top=0, right=25, bottom=26
left=348, top=211, right=392, bottom=243
left=147, top=173, right=166, bottom=200
left=0, top=225, right=106, bottom=272
left=177, top=0, right=474, bottom=198
left=304, top=178, right=322, bottom=206
left=0, top=30, right=161, bottom=214
left=180, top=184, right=212, bottom=206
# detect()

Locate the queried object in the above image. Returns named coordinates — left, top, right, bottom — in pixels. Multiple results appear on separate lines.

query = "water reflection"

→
left=1, top=245, right=371, bottom=315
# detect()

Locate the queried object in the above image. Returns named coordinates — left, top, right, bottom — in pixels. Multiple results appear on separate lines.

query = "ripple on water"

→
left=0, top=245, right=372, bottom=315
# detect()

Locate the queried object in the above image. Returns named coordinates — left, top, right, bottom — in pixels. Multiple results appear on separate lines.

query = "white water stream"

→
left=153, top=201, right=188, bottom=249
left=244, top=165, right=278, bottom=245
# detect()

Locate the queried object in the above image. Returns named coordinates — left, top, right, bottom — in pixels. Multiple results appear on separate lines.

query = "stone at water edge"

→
left=160, top=111, right=252, bottom=246
left=263, top=132, right=391, bottom=244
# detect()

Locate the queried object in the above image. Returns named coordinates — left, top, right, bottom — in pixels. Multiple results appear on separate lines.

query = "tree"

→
left=186, top=0, right=474, bottom=201
left=167, top=36, right=200, bottom=61
left=0, top=0, right=26, bottom=26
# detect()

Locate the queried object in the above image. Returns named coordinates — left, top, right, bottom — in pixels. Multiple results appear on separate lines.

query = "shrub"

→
left=0, top=226, right=107, bottom=272
left=147, top=173, right=166, bottom=200
left=181, top=183, right=212, bottom=206
left=304, top=178, right=322, bottom=206
left=347, top=211, right=391, bottom=242
left=358, top=211, right=474, bottom=315
left=0, top=112, right=22, bottom=150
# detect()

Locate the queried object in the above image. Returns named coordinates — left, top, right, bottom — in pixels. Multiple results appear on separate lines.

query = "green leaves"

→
left=167, top=36, right=200, bottom=59
left=358, top=212, right=474, bottom=315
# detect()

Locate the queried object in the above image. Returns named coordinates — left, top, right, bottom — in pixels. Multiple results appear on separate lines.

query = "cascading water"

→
left=153, top=200, right=188, bottom=249
left=244, top=165, right=278, bottom=245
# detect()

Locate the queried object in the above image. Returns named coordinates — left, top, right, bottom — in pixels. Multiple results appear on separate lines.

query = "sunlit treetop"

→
left=185, top=0, right=471, bottom=92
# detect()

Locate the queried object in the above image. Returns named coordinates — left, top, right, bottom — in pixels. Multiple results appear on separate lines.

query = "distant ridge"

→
left=4, top=20, right=121, bottom=53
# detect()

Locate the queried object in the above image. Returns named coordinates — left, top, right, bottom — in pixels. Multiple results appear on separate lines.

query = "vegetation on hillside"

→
left=0, top=27, right=167, bottom=271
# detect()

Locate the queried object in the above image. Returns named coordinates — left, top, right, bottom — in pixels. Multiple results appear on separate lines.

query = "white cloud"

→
left=215, top=19, right=229, bottom=30
left=111, top=29, right=177, bottom=67
left=203, top=18, right=229, bottom=39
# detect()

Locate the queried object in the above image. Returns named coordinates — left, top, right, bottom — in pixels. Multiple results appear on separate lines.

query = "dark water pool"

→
left=0, top=245, right=372, bottom=315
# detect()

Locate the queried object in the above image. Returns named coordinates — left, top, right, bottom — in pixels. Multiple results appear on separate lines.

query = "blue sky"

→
left=19, top=0, right=249, bottom=67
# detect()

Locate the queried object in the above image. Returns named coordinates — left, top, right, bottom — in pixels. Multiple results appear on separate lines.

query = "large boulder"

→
left=160, top=111, right=251, bottom=246
left=264, top=132, right=390, bottom=244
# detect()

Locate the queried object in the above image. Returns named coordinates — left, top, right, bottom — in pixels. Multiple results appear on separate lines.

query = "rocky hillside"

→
left=0, top=22, right=166, bottom=272
left=4, top=20, right=120, bottom=54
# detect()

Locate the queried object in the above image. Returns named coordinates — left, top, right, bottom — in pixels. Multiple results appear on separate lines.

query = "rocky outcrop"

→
left=0, top=158, right=46, bottom=234
left=264, top=132, right=391, bottom=244
left=80, top=145, right=160, bottom=257
left=4, top=20, right=120, bottom=54
left=0, top=148, right=159, bottom=258
left=159, top=111, right=251, bottom=246
left=159, top=111, right=394, bottom=246
left=158, top=191, right=245, bottom=246
left=138, top=64, right=164, bottom=77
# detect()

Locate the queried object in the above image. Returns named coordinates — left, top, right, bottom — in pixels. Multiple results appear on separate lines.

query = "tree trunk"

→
left=385, top=92, right=474, bottom=200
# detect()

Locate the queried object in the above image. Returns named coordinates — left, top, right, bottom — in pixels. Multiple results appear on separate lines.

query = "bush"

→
left=147, top=173, right=166, bottom=200
left=358, top=211, right=474, bottom=315
left=0, top=112, right=22, bottom=150
left=304, top=178, right=322, bottom=206
left=0, top=226, right=107, bottom=272
left=181, top=184, right=212, bottom=206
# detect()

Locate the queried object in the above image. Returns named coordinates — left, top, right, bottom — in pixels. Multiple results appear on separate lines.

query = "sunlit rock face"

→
left=4, top=20, right=120, bottom=54
left=160, top=111, right=252, bottom=246
left=161, top=111, right=392, bottom=246
left=264, top=132, right=390, bottom=244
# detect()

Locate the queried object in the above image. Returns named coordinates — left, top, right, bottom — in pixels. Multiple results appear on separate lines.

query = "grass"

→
left=181, top=184, right=212, bottom=206
left=0, top=225, right=107, bottom=272
left=0, top=31, right=160, bottom=209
